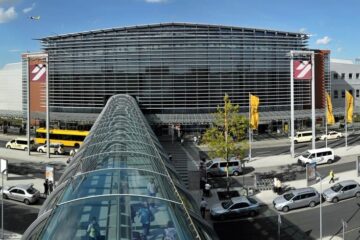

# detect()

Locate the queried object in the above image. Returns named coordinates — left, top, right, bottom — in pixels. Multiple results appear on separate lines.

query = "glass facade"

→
left=22, top=94, right=217, bottom=240
left=41, top=23, right=310, bottom=116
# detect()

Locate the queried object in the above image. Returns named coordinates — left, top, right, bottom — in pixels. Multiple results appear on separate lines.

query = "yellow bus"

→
left=35, top=128, right=89, bottom=148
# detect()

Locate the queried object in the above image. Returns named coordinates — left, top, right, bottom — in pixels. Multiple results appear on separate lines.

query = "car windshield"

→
left=283, top=193, right=294, bottom=201
left=331, top=183, right=343, bottom=192
left=301, top=152, right=311, bottom=158
left=221, top=200, right=233, bottom=209
left=27, top=187, right=37, bottom=194
left=247, top=197, right=257, bottom=205
left=206, top=161, right=213, bottom=168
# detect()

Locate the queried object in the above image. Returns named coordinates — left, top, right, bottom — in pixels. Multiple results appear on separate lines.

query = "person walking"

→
left=329, top=170, right=335, bottom=183
left=200, top=198, right=208, bottom=218
left=87, top=217, right=100, bottom=240
left=43, top=179, right=49, bottom=196
left=138, top=202, right=152, bottom=239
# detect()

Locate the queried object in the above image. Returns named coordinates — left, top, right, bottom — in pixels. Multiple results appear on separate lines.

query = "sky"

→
left=1, top=0, right=360, bottom=68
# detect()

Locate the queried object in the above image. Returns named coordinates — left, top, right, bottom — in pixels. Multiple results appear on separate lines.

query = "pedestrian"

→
left=200, top=177, right=206, bottom=190
left=138, top=202, right=152, bottom=239
left=276, top=178, right=282, bottom=194
left=204, top=182, right=211, bottom=197
left=273, top=177, right=279, bottom=193
left=43, top=179, right=49, bottom=196
left=163, top=221, right=177, bottom=240
left=200, top=198, right=208, bottom=218
left=193, top=136, right=197, bottom=144
left=87, top=217, right=100, bottom=240
left=147, top=178, right=157, bottom=197
left=329, top=170, right=335, bottom=183
left=48, top=180, right=54, bottom=194
left=180, top=138, right=184, bottom=145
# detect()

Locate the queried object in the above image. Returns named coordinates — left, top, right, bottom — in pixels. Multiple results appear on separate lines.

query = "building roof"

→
left=41, top=22, right=308, bottom=41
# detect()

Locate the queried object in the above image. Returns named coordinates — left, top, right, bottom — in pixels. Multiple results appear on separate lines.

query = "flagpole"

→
left=325, top=93, right=328, bottom=148
left=290, top=51, right=295, bottom=158
left=249, top=93, right=252, bottom=162
left=345, top=91, right=348, bottom=148
left=311, top=52, right=316, bottom=150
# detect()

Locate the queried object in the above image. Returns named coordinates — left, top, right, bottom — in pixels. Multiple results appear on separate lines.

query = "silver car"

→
left=210, top=196, right=260, bottom=220
left=2, top=184, right=40, bottom=205
left=322, top=180, right=360, bottom=203
left=273, top=187, right=320, bottom=212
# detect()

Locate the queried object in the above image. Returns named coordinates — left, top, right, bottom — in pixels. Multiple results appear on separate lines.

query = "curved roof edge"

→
left=41, top=22, right=309, bottom=41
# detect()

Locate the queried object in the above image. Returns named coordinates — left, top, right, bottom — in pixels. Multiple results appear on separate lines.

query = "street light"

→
left=316, top=171, right=323, bottom=240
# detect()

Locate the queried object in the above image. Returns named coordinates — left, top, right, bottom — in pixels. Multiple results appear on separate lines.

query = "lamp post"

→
left=316, top=172, right=323, bottom=240
left=1, top=169, right=7, bottom=240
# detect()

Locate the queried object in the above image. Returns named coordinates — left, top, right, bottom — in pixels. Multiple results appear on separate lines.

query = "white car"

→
left=320, top=131, right=343, bottom=140
left=37, top=143, right=64, bottom=155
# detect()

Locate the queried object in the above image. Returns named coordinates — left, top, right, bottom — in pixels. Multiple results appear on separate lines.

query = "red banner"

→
left=294, top=60, right=312, bottom=80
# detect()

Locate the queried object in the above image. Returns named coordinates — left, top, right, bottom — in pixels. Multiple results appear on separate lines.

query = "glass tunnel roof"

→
left=22, top=94, right=217, bottom=240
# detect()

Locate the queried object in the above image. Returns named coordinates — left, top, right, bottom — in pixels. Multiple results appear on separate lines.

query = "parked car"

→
left=5, top=138, right=36, bottom=151
left=37, top=143, right=64, bottom=155
left=297, top=148, right=335, bottom=166
left=210, top=196, right=260, bottom=220
left=320, top=131, right=343, bottom=141
left=273, top=187, right=320, bottom=212
left=322, top=180, right=360, bottom=203
left=1, top=184, right=40, bottom=205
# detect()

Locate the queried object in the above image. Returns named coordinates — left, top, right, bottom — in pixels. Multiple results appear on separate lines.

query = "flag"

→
left=326, top=92, right=335, bottom=125
left=250, top=94, right=260, bottom=130
left=345, top=90, right=354, bottom=123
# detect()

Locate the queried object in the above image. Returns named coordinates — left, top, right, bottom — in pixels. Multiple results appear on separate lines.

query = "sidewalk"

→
left=3, top=173, right=44, bottom=193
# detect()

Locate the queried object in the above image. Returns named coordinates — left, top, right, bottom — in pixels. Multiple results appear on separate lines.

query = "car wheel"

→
left=327, top=159, right=333, bottom=164
left=332, top=197, right=339, bottom=203
left=6, top=145, right=11, bottom=149
left=294, top=140, right=298, bottom=144
left=282, top=206, right=289, bottom=212
left=309, top=201, right=316, bottom=208
left=39, top=149, right=43, bottom=153
left=24, top=199, right=30, bottom=205
left=355, top=192, right=360, bottom=198
left=3, top=194, right=8, bottom=199
left=24, top=147, right=28, bottom=151
left=249, top=210, right=257, bottom=217
left=233, top=171, right=240, bottom=176
left=74, top=143, right=80, bottom=148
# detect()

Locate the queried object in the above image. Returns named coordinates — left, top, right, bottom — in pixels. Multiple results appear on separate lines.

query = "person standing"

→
left=48, top=180, right=54, bottom=194
left=43, top=179, right=49, bottom=196
left=147, top=178, right=157, bottom=197
left=87, top=217, right=100, bottom=240
left=204, top=182, right=211, bottom=197
left=138, top=202, right=152, bottom=239
left=200, top=198, right=208, bottom=218
left=329, top=170, right=335, bottom=183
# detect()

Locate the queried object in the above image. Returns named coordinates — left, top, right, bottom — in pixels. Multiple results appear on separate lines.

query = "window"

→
left=334, top=73, right=339, bottom=79
left=210, top=163, right=218, bottom=169
left=17, top=190, right=25, bottom=195
left=344, top=185, right=356, bottom=191
left=342, top=90, right=345, bottom=98
left=341, top=73, right=345, bottom=79
left=356, top=73, right=359, bottom=79
left=349, top=73, right=353, bottom=79
left=293, top=195, right=301, bottom=201
left=334, top=90, right=338, bottom=99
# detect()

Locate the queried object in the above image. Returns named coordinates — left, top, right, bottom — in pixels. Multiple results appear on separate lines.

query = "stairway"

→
left=160, top=140, right=189, bottom=187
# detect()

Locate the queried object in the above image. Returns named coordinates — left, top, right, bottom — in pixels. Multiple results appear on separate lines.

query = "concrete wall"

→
left=0, top=62, right=22, bottom=111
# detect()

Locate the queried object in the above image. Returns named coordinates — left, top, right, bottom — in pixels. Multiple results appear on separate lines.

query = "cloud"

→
left=145, top=0, right=167, bottom=3
left=299, top=28, right=307, bottom=33
left=316, top=36, right=331, bottom=45
left=23, top=3, right=35, bottom=13
left=0, top=6, right=17, bottom=23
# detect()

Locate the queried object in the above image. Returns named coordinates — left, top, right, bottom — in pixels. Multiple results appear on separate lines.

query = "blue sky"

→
left=0, top=0, right=359, bottom=68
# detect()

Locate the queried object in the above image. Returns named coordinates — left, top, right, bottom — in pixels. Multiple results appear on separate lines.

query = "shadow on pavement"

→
left=8, top=161, right=66, bottom=181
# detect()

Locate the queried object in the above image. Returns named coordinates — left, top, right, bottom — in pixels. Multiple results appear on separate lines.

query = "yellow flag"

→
left=326, top=93, right=335, bottom=125
left=345, top=90, right=354, bottom=123
left=250, top=94, right=260, bottom=130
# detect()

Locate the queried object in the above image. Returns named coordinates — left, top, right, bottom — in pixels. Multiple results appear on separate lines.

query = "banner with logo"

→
left=45, top=165, right=54, bottom=182
left=306, top=162, right=317, bottom=186
left=294, top=60, right=312, bottom=80
left=250, top=94, right=260, bottom=130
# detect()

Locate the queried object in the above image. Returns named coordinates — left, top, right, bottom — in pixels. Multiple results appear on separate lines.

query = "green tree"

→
left=203, top=94, right=248, bottom=193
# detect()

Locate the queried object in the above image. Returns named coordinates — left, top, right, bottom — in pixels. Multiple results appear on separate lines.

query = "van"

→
left=206, top=158, right=243, bottom=177
left=5, top=138, right=36, bottom=151
left=273, top=187, right=320, bottom=212
left=298, top=147, right=335, bottom=166
left=293, top=131, right=313, bottom=143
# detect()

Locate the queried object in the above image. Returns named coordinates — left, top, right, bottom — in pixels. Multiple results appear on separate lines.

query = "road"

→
left=213, top=196, right=360, bottom=240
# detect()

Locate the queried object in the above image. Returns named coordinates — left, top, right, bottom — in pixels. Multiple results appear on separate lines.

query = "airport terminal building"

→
left=32, top=23, right=330, bottom=129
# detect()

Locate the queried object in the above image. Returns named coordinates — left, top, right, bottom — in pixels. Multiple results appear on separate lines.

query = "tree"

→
left=203, top=94, right=248, bottom=194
